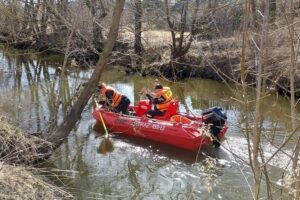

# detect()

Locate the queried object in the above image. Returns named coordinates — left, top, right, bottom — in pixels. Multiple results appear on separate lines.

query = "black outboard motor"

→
left=202, top=107, right=227, bottom=147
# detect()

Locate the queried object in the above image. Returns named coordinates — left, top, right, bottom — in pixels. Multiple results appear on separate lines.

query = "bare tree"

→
left=208, top=0, right=218, bottom=14
left=252, top=0, right=270, bottom=199
left=269, top=0, right=276, bottom=22
left=134, top=0, right=143, bottom=56
left=47, top=0, right=125, bottom=148
left=164, top=0, right=200, bottom=61
left=249, top=0, right=257, bottom=27
left=86, top=0, right=108, bottom=50
left=40, top=0, right=50, bottom=39
left=284, top=1, right=300, bottom=198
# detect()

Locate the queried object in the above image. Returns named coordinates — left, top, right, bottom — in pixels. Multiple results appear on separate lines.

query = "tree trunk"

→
left=240, top=0, right=250, bottom=83
left=164, top=0, right=199, bottom=61
left=208, top=0, right=218, bottom=14
left=178, top=0, right=188, bottom=53
left=269, top=0, right=276, bottom=22
left=47, top=0, right=126, bottom=148
left=208, top=0, right=212, bottom=9
left=22, top=0, right=30, bottom=31
left=54, top=0, right=68, bottom=35
left=10, top=0, right=18, bottom=40
left=292, top=137, right=300, bottom=199
left=45, top=0, right=99, bottom=55
left=86, top=0, right=107, bottom=51
left=134, top=0, right=143, bottom=56
left=252, top=0, right=270, bottom=199
left=59, top=0, right=69, bottom=19
left=32, top=0, right=41, bottom=40
left=164, top=0, right=176, bottom=55
left=249, top=0, right=257, bottom=27
left=40, top=1, right=49, bottom=36
left=285, top=1, right=300, bottom=198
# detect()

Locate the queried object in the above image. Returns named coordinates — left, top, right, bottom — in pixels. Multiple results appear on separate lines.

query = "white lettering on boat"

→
left=132, top=121, right=150, bottom=129
left=131, top=121, right=165, bottom=131
left=152, top=123, right=165, bottom=131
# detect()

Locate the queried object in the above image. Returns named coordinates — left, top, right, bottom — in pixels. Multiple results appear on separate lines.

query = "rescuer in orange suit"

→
left=141, top=84, right=173, bottom=118
left=96, top=83, right=130, bottom=114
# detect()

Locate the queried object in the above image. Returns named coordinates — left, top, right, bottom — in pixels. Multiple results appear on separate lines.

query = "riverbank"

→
left=1, top=28, right=299, bottom=97
left=0, top=116, right=72, bottom=199
left=114, top=30, right=300, bottom=97
left=0, top=46, right=297, bottom=199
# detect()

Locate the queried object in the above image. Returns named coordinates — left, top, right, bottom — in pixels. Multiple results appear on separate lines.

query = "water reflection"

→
left=0, top=46, right=296, bottom=199
left=0, top=48, right=88, bottom=133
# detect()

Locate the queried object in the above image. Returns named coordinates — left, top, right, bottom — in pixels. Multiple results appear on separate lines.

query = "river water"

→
left=0, top=46, right=296, bottom=199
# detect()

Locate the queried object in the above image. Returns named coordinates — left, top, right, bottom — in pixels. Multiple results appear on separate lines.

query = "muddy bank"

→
left=0, top=33, right=131, bottom=67
left=111, top=37, right=300, bottom=97
left=0, top=117, right=72, bottom=199
left=136, top=55, right=298, bottom=97
left=2, top=33, right=300, bottom=97
left=137, top=55, right=240, bottom=81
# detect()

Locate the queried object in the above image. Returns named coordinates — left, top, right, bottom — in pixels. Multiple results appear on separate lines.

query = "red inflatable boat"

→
left=92, top=100, right=228, bottom=151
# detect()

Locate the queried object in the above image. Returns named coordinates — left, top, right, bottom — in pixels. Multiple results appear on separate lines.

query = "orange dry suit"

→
left=148, top=87, right=173, bottom=112
left=101, top=86, right=122, bottom=108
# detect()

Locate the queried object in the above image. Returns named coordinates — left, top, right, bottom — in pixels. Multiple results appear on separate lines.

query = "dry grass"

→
left=142, top=30, right=172, bottom=47
left=120, top=30, right=190, bottom=48
left=0, top=163, right=73, bottom=200
left=0, top=116, right=52, bottom=164
left=0, top=116, right=73, bottom=199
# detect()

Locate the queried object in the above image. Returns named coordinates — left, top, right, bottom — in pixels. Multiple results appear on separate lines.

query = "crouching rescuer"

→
left=96, top=83, right=130, bottom=114
left=143, top=84, right=173, bottom=118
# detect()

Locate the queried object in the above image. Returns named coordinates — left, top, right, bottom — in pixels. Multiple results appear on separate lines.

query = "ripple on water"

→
left=0, top=48, right=297, bottom=199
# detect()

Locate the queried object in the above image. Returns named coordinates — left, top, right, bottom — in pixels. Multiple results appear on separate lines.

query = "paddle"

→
left=93, top=98, right=114, bottom=154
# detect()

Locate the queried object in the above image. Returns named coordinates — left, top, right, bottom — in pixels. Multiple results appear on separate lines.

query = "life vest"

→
left=170, top=115, right=192, bottom=124
left=153, top=87, right=173, bottom=111
left=101, top=86, right=122, bottom=108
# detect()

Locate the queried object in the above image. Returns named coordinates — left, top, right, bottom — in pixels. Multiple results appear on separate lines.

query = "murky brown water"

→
left=0, top=45, right=295, bottom=199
